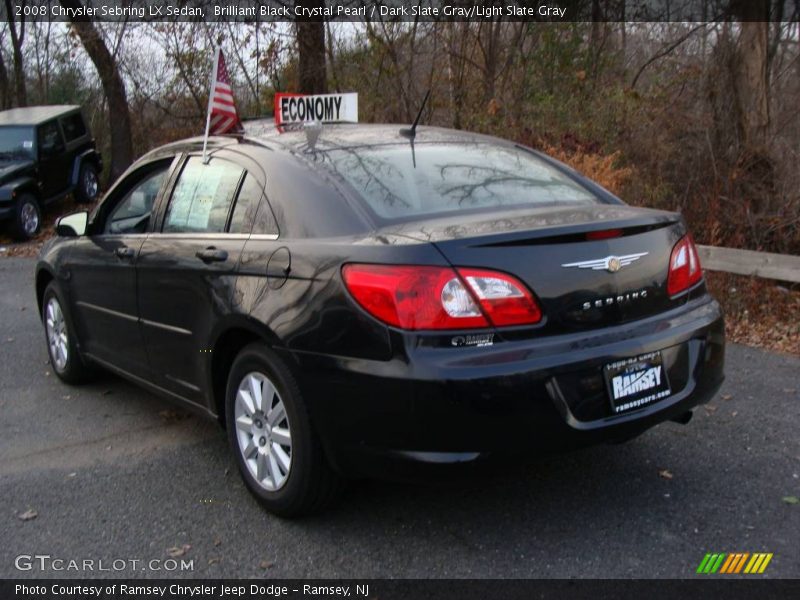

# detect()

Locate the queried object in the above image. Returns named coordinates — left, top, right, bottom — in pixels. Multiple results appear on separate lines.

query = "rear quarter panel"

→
left=233, top=235, right=448, bottom=362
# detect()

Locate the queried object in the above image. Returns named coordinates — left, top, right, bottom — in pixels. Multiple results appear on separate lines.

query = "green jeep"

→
left=0, top=105, right=103, bottom=240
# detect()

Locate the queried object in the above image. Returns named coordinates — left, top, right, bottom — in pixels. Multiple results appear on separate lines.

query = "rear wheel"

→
left=13, top=194, right=41, bottom=241
left=75, top=163, right=99, bottom=204
left=225, top=344, right=343, bottom=517
left=42, top=282, right=94, bottom=384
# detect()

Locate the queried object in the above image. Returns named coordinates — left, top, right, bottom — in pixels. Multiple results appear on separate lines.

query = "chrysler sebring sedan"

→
left=35, top=125, right=725, bottom=515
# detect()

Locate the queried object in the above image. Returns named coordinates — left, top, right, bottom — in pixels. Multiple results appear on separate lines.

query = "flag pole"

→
left=201, top=47, right=221, bottom=165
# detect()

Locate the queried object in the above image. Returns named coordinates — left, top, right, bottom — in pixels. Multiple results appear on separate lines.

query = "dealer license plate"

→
left=604, top=351, right=671, bottom=414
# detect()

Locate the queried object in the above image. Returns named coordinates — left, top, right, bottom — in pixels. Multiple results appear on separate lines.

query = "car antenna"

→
left=400, top=89, right=431, bottom=139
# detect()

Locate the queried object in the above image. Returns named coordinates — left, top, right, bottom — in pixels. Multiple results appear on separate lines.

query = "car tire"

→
left=13, top=193, right=41, bottom=241
left=75, top=162, right=100, bottom=204
left=42, top=281, right=95, bottom=384
left=225, top=343, right=343, bottom=517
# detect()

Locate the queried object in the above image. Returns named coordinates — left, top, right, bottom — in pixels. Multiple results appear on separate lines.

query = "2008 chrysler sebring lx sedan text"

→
left=35, top=124, right=725, bottom=516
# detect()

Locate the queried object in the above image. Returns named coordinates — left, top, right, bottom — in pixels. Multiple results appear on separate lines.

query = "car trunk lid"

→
left=383, top=204, right=688, bottom=336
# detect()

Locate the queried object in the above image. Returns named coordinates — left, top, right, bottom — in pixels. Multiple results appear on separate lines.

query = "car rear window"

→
left=322, top=143, right=599, bottom=222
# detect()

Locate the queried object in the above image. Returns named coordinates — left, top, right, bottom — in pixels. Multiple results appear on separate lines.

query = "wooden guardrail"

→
left=697, top=245, right=800, bottom=283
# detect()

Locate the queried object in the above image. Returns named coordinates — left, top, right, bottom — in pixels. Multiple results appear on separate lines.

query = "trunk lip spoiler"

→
left=390, top=214, right=683, bottom=247
left=472, top=219, right=680, bottom=248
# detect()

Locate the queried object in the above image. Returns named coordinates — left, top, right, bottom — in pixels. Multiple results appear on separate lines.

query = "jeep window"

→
left=0, top=126, right=35, bottom=160
left=60, top=113, right=87, bottom=143
left=38, top=120, right=65, bottom=158
left=163, top=157, right=244, bottom=234
left=105, top=166, right=170, bottom=234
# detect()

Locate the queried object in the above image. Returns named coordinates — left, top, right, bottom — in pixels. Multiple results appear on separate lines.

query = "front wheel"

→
left=226, top=344, right=343, bottom=517
left=42, top=282, right=94, bottom=384
left=13, top=194, right=41, bottom=240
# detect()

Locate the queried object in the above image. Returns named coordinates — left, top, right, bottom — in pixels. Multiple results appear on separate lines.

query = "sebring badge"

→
left=561, top=252, right=648, bottom=273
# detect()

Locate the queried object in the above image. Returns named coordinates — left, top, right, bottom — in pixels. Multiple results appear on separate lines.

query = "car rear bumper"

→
left=289, top=296, right=725, bottom=479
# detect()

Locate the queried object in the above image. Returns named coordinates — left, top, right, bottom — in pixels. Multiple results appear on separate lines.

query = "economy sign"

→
left=274, top=93, right=358, bottom=126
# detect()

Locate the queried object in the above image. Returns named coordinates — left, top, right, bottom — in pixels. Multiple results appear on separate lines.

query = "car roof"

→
left=243, top=122, right=504, bottom=152
left=130, top=124, right=594, bottom=239
left=0, top=105, right=81, bottom=126
left=139, top=123, right=509, bottom=167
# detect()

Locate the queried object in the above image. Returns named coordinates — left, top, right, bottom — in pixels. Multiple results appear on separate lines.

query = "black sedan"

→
left=35, top=125, right=725, bottom=516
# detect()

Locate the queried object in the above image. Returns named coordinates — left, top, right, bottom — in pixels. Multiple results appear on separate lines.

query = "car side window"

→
left=105, top=166, right=169, bottom=234
left=163, top=157, right=244, bottom=234
left=60, top=114, right=87, bottom=143
left=38, top=120, right=65, bottom=158
left=228, top=174, right=266, bottom=234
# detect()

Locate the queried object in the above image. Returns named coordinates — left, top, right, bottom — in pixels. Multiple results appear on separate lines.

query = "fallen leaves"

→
left=259, top=560, right=274, bottom=570
left=706, top=272, right=800, bottom=356
left=782, top=496, right=799, bottom=505
left=0, top=197, right=90, bottom=258
left=17, top=509, right=38, bottom=521
left=166, top=544, right=191, bottom=558
left=659, top=469, right=674, bottom=480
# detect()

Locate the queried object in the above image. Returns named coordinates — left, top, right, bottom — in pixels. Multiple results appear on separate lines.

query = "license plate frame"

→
left=604, top=351, right=671, bottom=414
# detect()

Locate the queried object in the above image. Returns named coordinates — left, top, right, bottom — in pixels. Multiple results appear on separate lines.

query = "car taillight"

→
left=341, top=264, right=542, bottom=330
left=667, top=235, right=703, bottom=296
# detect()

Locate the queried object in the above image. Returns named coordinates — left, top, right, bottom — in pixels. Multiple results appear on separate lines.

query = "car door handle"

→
left=114, top=247, right=135, bottom=260
left=195, top=247, right=228, bottom=263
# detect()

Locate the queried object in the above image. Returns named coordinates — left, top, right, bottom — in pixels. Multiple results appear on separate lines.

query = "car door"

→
left=66, top=157, right=177, bottom=377
left=36, top=119, right=71, bottom=199
left=135, top=154, right=255, bottom=405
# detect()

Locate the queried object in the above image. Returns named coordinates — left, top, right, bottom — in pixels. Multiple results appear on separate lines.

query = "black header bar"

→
left=3, top=579, right=800, bottom=600
left=3, top=0, right=798, bottom=23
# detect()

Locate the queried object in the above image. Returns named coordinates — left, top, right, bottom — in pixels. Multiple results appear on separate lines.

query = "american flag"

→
left=207, top=49, right=241, bottom=135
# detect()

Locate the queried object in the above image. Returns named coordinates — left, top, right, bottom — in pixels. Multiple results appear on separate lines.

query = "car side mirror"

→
left=56, top=211, right=89, bottom=237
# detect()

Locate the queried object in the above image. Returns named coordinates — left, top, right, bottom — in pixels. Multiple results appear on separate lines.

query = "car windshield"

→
left=0, top=126, right=35, bottom=160
left=320, top=142, right=599, bottom=222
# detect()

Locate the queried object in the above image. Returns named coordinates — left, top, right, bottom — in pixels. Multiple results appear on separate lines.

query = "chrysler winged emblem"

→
left=561, top=252, right=648, bottom=273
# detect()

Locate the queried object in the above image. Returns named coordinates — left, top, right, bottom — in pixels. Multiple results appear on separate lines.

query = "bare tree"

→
left=59, top=0, right=133, bottom=181
left=295, top=0, right=326, bottom=93
left=31, top=21, right=54, bottom=102
left=4, top=0, right=27, bottom=106
left=0, top=26, right=11, bottom=108
left=731, top=3, right=772, bottom=150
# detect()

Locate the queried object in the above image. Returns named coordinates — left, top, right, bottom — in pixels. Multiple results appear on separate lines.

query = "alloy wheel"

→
left=234, top=372, right=292, bottom=491
left=21, top=202, right=39, bottom=235
left=45, top=297, right=68, bottom=371
left=83, top=168, right=99, bottom=199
